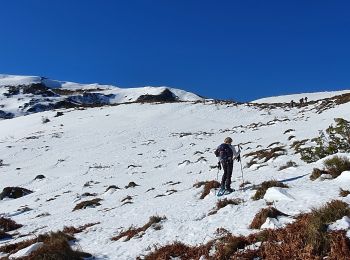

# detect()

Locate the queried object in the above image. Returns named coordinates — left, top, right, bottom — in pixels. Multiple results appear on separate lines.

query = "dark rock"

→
left=105, top=185, right=121, bottom=192
left=0, top=110, right=15, bottom=119
left=54, top=111, right=64, bottom=117
left=136, top=88, right=178, bottom=103
left=125, top=182, right=139, bottom=189
left=0, top=187, right=33, bottom=200
left=22, top=83, right=58, bottom=97
left=34, top=175, right=46, bottom=180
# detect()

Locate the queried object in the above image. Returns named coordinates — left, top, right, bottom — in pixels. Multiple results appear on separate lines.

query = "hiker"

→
left=299, top=98, right=304, bottom=107
left=290, top=100, right=295, bottom=108
left=215, top=137, right=241, bottom=194
left=305, top=97, right=308, bottom=103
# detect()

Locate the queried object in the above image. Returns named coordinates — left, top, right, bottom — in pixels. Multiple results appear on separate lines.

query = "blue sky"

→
left=1, top=1, right=349, bottom=101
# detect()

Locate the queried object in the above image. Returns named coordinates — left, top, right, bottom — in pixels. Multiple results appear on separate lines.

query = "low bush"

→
left=252, top=180, right=289, bottom=200
left=278, top=160, right=297, bottom=171
left=0, top=231, right=12, bottom=240
left=323, top=155, right=350, bottom=178
left=310, top=156, right=350, bottom=181
left=0, top=217, right=22, bottom=231
left=250, top=207, right=289, bottom=229
left=193, top=180, right=220, bottom=199
left=310, top=168, right=329, bottom=181
left=0, top=231, right=91, bottom=258
left=300, top=118, right=350, bottom=163
left=142, top=200, right=350, bottom=259
left=62, top=222, right=100, bottom=235
left=305, top=200, right=350, bottom=255
left=340, top=188, right=350, bottom=197
left=244, top=146, right=287, bottom=163
left=112, top=216, right=166, bottom=241
left=0, top=187, right=33, bottom=200
left=73, top=198, right=102, bottom=211
left=209, top=198, right=243, bottom=215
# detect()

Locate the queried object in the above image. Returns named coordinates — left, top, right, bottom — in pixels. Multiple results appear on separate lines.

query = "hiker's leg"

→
left=221, top=161, right=228, bottom=188
left=225, top=160, right=234, bottom=189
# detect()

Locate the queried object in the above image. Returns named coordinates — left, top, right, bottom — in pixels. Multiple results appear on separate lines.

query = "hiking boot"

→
left=226, top=187, right=234, bottom=193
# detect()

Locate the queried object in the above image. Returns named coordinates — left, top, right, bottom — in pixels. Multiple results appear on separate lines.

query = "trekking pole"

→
left=238, top=145, right=244, bottom=191
left=239, top=160, right=244, bottom=191
left=215, top=167, right=219, bottom=196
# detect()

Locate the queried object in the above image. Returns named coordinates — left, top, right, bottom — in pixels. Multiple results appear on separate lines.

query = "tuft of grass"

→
left=310, top=168, right=328, bottom=180
left=283, top=129, right=295, bottom=134
left=73, top=198, right=102, bottom=211
left=25, top=231, right=92, bottom=259
left=339, top=188, right=350, bottom=197
left=112, top=216, right=166, bottom=241
left=252, top=180, right=289, bottom=200
left=193, top=180, right=220, bottom=199
left=0, top=187, right=33, bottom=200
left=250, top=207, right=289, bottom=229
left=62, top=222, right=100, bottom=235
left=209, top=198, right=243, bottom=215
left=323, top=155, right=350, bottom=178
left=244, top=146, right=287, bottom=163
left=278, top=160, right=297, bottom=171
left=143, top=241, right=213, bottom=260
left=0, top=231, right=91, bottom=258
left=0, top=217, right=22, bottom=231
left=310, top=156, right=350, bottom=181
left=305, top=200, right=350, bottom=255
left=141, top=200, right=350, bottom=259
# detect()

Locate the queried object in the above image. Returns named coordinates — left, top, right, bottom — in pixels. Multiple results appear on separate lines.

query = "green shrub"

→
left=323, top=156, right=350, bottom=178
left=300, top=118, right=350, bottom=163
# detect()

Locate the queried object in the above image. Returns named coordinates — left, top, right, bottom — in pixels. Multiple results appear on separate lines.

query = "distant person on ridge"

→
left=215, top=137, right=241, bottom=196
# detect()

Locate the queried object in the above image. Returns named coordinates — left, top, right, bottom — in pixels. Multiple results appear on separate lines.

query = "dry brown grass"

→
left=62, top=222, right=100, bottom=235
left=249, top=207, right=289, bottom=229
left=141, top=200, right=350, bottom=259
left=112, top=216, right=166, bottom=241
left=244, top=146, right=287, bottom=163
left=209, top=198, right=243, bottom=216
left=143, top=241, right=213, bottom=260
left=310, top=167, right=329, bottom=180
left=340, top=188, right=350, bottom=197
left=193, top=180, right=220, bottom=199
left=0, top=187, right=33, bottom=200
left=0, top=231, right=91, bottom=258
left=0, top=217, right=22, bottom=231
left=24, top=231, right=91, bottom=260
left=252, top=180, right=289, bottom=200
left=278, top=160, right=297, bottom=171
left=0, top=231, right=12, bottom=240
left=73, top=198, right=102, bottom=211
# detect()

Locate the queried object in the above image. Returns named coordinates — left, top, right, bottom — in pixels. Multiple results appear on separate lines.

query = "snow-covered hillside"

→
left=1, top=76, right=350, bottom=259
left=0, top=74, right=203, bottom=119
left=252, top=89, right=350, bottom=103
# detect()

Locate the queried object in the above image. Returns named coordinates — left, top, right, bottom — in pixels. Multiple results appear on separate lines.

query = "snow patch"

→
left=328, top=216, right=350, bottom=231
left=9, top=242, right=44, bottom=259
left=264, top=187, right=295, bottom=202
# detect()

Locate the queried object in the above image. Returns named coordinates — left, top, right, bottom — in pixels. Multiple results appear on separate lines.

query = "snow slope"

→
left=0, top=78, right=350, bottom=259
left=252, top=89, right=350, bottom=103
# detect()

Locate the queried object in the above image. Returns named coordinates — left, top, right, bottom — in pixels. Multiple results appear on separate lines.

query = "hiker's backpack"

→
left=215, top=143, right=233, bottom=161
